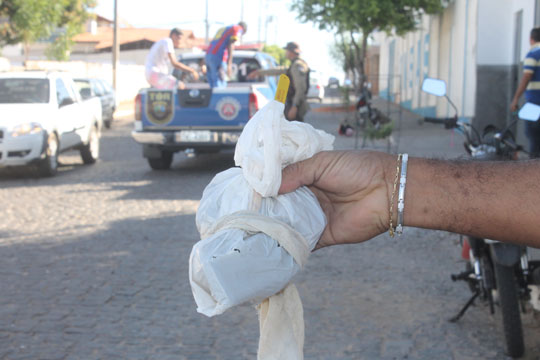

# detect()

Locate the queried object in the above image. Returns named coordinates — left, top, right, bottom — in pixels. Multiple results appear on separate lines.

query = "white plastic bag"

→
left=190, top=167, right=326, bottom=316
left=189, top=79, right=335, bottom=359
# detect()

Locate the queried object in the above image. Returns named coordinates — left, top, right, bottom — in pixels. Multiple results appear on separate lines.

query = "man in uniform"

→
left=248, top=42, right=310, bottom=121
left=145, top=28, right=199, bottom=90
left=205, top=21, right=247, bottom=88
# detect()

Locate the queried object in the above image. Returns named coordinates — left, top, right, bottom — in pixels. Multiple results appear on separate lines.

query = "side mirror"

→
left=422, top=78, right=447, bottom=97
left=59, top=97, right=74, bottom=107
left=518, top=102, right=540, bottom=122
left=80, top=88, right=92, bottom=100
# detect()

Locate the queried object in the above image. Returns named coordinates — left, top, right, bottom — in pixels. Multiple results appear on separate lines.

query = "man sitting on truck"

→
left=205, top=21, right=247, bottom=88
left=145, top=28, right=199, bottom=90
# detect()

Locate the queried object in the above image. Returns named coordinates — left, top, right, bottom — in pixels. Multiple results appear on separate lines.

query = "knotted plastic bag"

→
left=189, top=75, right=334, bottom=359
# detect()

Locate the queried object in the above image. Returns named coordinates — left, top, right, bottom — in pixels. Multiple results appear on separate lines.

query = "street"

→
left=1, top=96, right=540, bottom=360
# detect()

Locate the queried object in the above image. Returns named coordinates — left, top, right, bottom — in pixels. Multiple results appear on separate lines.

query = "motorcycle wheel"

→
left=494, top=262, right=524, bottom=358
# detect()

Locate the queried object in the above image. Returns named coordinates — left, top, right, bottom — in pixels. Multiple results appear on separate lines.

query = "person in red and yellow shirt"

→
left=205, top=21, right=247, bottom=88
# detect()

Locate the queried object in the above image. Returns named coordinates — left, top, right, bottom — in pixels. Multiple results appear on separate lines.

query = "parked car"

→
left=74, top=77, right=116, bottom=128
left=0, top=71, right=102, bottom=176
left=328, top=76, right=340, bottom=88
left=307, top=70, right=325, bottom=102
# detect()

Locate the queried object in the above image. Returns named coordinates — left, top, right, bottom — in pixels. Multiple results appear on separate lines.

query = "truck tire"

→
left=38, top=132, right=59, bottom=177
left=148, top=151, right=173, bottom=170
left=80, top=126, right=100, bottom=164
left=494, top=262, right=524, bottom=358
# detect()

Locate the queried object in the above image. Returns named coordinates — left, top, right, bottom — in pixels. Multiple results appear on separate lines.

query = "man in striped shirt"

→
left=511, top=27, right=540, bottom=157
left=205, top=22, right=247, bottom=88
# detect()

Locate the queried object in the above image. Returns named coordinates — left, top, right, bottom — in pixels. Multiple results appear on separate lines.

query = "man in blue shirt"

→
left=511, top=27, right=540, bottom=157
left=205, top=21, right=247, bottom=88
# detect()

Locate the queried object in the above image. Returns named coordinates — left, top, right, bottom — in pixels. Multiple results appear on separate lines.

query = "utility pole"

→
left=112, top=0, right=119, bottom=91
left=205, top=0, right=209, bottom=44
left=240, top=0, right=244, bottom=22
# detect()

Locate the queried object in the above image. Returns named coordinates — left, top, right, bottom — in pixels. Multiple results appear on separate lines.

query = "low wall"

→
left=23, top=60, right=147, bottom=103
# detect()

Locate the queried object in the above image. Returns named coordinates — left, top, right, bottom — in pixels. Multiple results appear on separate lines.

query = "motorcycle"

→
left=421, top=77, right=540, bottom=358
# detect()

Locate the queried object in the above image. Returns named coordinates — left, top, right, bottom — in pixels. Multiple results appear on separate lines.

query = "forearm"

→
left=257, top=67, right=287, bottom=76
left=400, top=157, right=540, bottom=246
left=512, top=73, right=532, bottom=102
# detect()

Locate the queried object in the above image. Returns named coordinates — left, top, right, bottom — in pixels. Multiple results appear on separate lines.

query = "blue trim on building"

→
left=379, top=88, right=395, bottom=102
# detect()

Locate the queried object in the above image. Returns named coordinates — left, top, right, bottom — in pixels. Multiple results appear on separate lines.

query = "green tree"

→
left=0, top=0, right=95, bottom=61
left=262, top=44, right=290, bottom=67
left=292, top=0, right=442, bottom=90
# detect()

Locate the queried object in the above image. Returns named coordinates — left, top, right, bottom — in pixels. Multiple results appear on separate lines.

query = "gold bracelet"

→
left=389, top=154, right=402, bottom=237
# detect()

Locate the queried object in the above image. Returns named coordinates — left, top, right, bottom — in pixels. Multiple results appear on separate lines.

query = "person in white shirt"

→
left=145, top=28, right=199, bottom=90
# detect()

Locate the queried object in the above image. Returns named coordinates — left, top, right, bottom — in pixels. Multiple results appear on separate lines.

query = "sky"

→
left=92, top=0, right=344, bottom=80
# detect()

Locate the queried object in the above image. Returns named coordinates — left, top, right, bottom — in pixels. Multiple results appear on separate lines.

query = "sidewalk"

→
left=307, top=93, right=465, bottom=159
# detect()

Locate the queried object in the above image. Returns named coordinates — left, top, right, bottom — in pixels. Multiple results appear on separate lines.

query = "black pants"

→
left=525, top=119, right=540, bottom=158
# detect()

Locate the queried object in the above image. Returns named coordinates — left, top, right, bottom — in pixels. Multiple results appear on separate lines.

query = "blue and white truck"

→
left=132, top=50, right=279, bottom=170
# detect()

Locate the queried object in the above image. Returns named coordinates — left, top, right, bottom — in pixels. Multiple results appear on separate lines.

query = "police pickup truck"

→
left=132, top=50, right=279, bottom=170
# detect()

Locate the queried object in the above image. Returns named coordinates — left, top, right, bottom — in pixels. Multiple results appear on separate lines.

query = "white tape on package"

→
left=190, top=168, right=326, bottom=316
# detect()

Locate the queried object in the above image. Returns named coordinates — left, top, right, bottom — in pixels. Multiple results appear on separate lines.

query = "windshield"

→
left=0, top=78, right=50, bottom=104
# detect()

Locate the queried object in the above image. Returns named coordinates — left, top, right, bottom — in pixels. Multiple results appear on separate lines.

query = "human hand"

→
left=247, top=70, right=259, bottom=80
left=510, top=99, right=518, bottom=112
left=279, top=151, right=394, bottom=249
left=191, top=70, right=199, bottom=81
left=287, top=105, right=298, bottom=120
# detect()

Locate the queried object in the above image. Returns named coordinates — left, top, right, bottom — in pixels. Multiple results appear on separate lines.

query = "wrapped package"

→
left=189, top=75, right=334, bottom=359
left=191, top=167, right=326, bottom=316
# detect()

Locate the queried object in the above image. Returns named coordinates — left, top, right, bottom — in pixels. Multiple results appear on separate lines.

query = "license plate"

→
left=176, top=130, right=212, bottom=142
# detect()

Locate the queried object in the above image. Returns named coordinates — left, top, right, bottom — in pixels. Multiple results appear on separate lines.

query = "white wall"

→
left=373, top=0, right=477, bottom=118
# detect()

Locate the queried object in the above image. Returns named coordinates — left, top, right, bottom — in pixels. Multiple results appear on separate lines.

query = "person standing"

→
left=248, top=42, right=310, bottom=122
left=511, top=27, right=540, bottom=157
left=205, top=21, right=247, bottom=88
left=145, top=28, right=199, bottom=90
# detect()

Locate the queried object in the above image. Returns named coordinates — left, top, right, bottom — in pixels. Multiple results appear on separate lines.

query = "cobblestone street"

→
left=1, top=97, right=540, bottom=359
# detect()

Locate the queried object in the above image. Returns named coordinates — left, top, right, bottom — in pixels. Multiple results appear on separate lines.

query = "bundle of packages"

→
left=189, top=75, right=334, bottom=359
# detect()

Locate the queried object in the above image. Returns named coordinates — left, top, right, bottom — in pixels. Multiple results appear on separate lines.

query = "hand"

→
left=247, top=70, right=259, bottom=80
left=279, top=151, right=394, bottom=249
left=287, top=105, right=298, bottom=120
left=191, top=70, right=199, bottom=81
left=510, top=99, right=519, bottom=112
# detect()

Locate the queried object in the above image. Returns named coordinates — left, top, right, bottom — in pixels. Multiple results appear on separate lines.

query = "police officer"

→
left=248, top=42, right=310, bottom=121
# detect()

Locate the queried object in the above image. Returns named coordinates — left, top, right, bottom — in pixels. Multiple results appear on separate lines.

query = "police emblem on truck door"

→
left=146, top=90, right=174, bottom=125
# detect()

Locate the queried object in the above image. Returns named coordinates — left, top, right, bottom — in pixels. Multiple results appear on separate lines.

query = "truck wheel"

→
left=38, top=133, right=59, bottom=177
left=148, top=152, right=173, bottom=170
left=80, top=126, right=100, bottom=164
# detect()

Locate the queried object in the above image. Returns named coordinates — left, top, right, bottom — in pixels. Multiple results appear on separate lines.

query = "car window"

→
left=174, top=55, right=263, bottom=84
left=99, top=79, right=114, bottom=93
left=56, top=78, right=76, bottom=105
left=0, top=78, right=50, bottom=104
left=92, top=80, right=105, bottom=96
left=74, top=80, right=92, bottom=96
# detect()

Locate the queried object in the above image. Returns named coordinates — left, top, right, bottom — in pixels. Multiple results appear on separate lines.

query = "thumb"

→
left=278, top=157, right=318, bottom=194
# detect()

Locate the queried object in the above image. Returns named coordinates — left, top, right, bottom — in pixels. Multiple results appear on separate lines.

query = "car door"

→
left=56, top=78, right=82, bottom=150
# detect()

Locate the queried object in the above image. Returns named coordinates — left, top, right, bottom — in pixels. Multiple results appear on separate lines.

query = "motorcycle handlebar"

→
left=423, top=116, right=458, bottom=129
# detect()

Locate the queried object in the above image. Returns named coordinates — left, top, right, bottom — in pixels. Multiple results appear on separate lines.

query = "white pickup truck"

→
left=0, top=71, right=102, bottom=176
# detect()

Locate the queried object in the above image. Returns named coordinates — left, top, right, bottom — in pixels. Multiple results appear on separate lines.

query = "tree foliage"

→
left=0, top=0, right=96, bottom=60
left=292, top=0, right=442, bottom=89
left=262, top=44, right=290, bottom=67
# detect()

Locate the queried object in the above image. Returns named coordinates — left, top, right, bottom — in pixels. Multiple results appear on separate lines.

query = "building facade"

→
left=373, top=0, right=540, bottom=134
